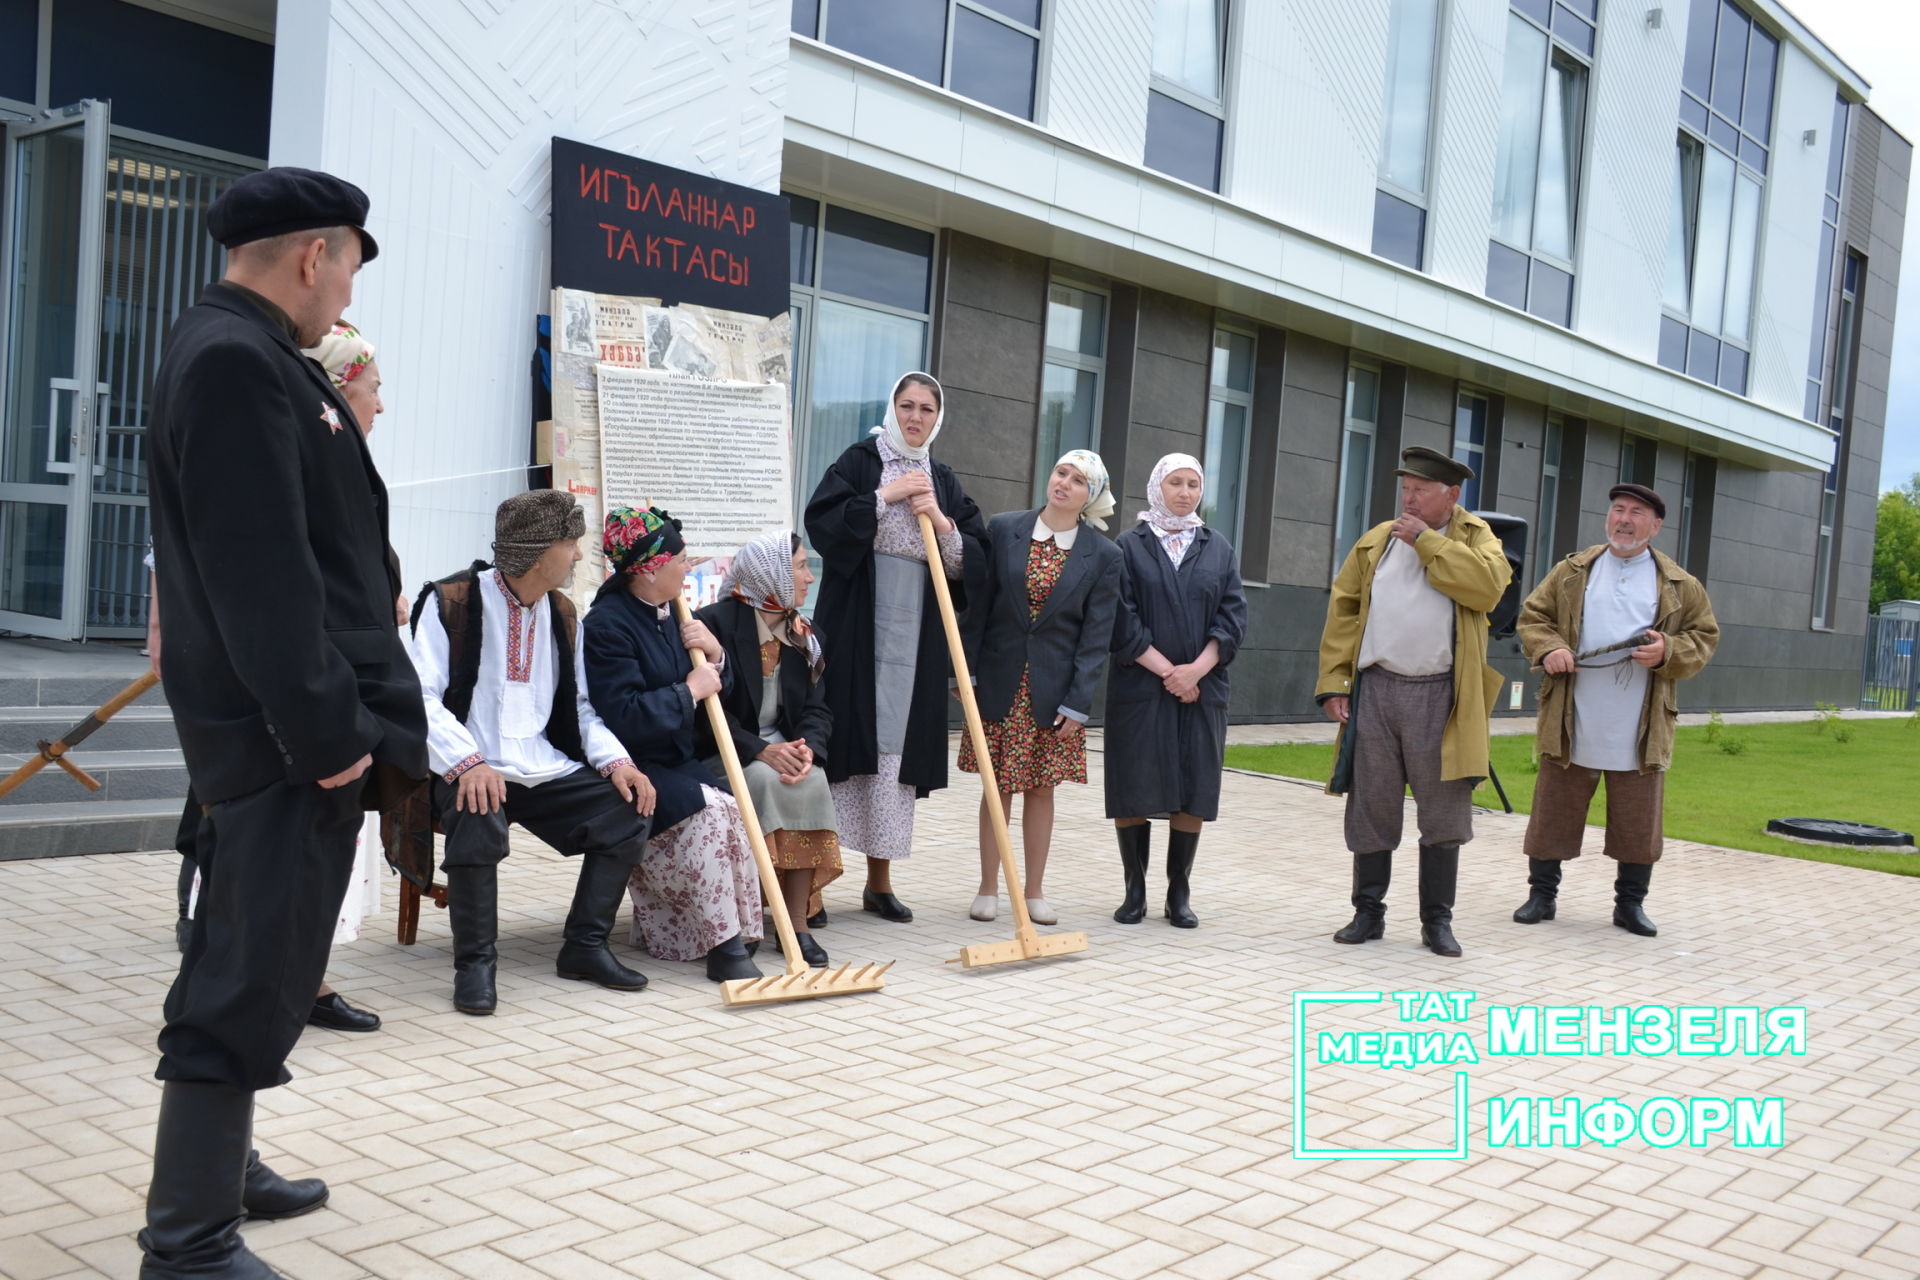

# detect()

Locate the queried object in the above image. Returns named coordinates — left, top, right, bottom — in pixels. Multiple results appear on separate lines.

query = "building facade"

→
left=0, top=0, right=1906, bottom=719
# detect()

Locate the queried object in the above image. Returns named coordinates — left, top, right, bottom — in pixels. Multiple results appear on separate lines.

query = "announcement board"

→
left=550, top=136, right=790, bottom=318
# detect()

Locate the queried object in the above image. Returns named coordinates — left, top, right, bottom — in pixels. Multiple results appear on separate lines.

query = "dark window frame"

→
left=798, top=0, right=1048, bottom=123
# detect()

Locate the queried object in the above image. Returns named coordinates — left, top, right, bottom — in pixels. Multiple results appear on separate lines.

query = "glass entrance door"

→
left=0, top=101, right=110, bottom=639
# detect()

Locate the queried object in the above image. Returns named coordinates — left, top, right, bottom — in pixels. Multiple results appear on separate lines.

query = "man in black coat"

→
left=139, top=167, right=426, bottom=1279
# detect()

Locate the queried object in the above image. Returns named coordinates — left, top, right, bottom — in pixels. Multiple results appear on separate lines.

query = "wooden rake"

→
left=917, top=512, right=1089, bottom=969
left=673, top=596, right=892, bottom=1007
left=0, top=670, right=159, bottom=800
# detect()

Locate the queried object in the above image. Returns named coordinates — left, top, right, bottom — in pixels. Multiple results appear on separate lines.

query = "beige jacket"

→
left=1516, top=545, right=1719, bottom=771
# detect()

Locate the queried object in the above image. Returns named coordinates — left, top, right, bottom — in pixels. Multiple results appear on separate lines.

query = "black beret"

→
left=1608, top=483, right=1666, bottom=519
left=207, top=167, right=378, bottom=262
left=1394, top=445, right=1475, bottom=486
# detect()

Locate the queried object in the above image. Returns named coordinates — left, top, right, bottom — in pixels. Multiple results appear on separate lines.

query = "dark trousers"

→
left=174, top=792, right=202, bottom=919
left=157, top=777, right=366, bottom=1088
left=1523, top=758, right=1665, bottom=864
left=432, top=765, right=649, bottom=869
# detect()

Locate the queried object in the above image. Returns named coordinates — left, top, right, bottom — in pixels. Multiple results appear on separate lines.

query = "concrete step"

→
left=0, top=798, right=183, bottom=860
left=0, top=704, right=180, bottom=753
left=0, top=748, right=189, bottom=806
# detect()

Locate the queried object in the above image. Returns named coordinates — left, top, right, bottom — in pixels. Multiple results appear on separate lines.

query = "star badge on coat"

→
left=320, top=402, right=344, bottom=434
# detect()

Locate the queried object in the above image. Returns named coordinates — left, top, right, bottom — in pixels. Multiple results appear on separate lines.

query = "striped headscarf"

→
left=720, top=531, right=825, bottom=681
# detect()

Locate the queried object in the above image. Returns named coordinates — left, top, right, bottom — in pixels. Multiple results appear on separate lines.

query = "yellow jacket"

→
left=1316, top=507, right=1511, bottom=792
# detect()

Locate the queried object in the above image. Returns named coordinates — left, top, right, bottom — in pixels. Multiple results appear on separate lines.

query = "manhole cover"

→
left=1766, top=817, right=1916, bottom=849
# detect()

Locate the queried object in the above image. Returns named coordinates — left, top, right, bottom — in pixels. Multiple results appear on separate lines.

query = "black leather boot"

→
left=1333, top=852, right=1391, bottom=944
left=445, top=864, right=499, bottom=1015
left=556, top=855, right=649, bottom=991
left=1112, top=823, right=1149, bottom=924
left=137, top=1081, right=279, bottom=1278
left=1418, top=843, right=1462, bottom=957
left=807, top=908, right=829, bottom=929
left=1512, top=858, right=1562, bottom=924
left=1164, top=828, right=1200, bottom=928
left=705, top=933, right=763, bottom=982
left=241, top=1150, right=327, bottom=1221
left=1613, top=862, right=1657, bottom=936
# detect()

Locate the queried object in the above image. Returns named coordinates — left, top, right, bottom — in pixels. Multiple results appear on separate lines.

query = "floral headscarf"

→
left=869, top=371, right=945, bottom=462
left=720, top=531, right=825, bottom=681
left=304, top=321, right=375, bottom=390
left=1139, top=453, right=1206, bottom=534
left=1052, top=448, right=1115, bottom=531
left=602, top=505, right=685, bottom=581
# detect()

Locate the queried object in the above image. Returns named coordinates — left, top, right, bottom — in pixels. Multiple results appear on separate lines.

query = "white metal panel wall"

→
left=1572, top=0, right=1685, bottom=362
left=1045, top=0, right=1153, bottom=166
left=1746, top=41, right=1835, bottom=420
left=1424, top=0, right=1505, bottom=292
left=269, top=0, right=789, bottom=585
left=1228, top=0, right=1385, bottom=253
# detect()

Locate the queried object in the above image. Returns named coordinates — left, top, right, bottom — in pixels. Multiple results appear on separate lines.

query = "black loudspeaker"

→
left=1475, top=511, right=1529, bottom=639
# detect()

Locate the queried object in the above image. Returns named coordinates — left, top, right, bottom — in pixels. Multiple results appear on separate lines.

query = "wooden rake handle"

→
left=0, top=669, right=157, bottom=800
left=673, top=596, right=808, bottom=972
left=916, top=512, right=1038, bottom=945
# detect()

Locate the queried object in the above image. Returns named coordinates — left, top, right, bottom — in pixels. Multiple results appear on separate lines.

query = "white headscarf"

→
left=870, top=371, right=945, bottom=462
left=1139, top=453, right=1207, bottom=534
left=719, top=530, right=824, bottom=681
left=1052, top=449, right=1116, bottom=531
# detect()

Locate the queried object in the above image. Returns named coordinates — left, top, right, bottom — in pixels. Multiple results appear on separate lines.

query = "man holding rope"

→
left=1513, top=483, right=1719, bottom=935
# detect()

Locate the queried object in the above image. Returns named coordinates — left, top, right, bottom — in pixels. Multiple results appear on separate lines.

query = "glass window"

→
left=1453, top=392, right=1489, bottom=510
left=1336, top=363, right=1381, bottom=560
left=1374, top=0, right=1440, bottom=270
left=1660, top=0, right=1776, bottom=396
left=1372, top=190, right=1427, bottom=270
left=951, top=8, right=1038, bottom=118
left=1146, top=0, right=1229, bottom=192
left=1152, top=0, right=1225, bottom=99
left=1035, top=283, right=1109, bottom=497
left=1, top=0, right=34, bottom=104
left=1804, top=95, right=1848, bottom=422
left=1145, top=91, right=1225, bottom=191
left=1379, top=0, right=1440, bottom=195
left=809, top=0, right=1043, bottom=121
left=821, top=205, right=934, bottom=312
left=787, top=196, right=934, bottom=532
left=1537, top=416, right=1563, bottom=581
left=822, top=0, right=949, bottom=84
left=1202, top=325, right=1255, bottom=542
left=788, top=194, right=820, bottom=287
left=1487, top=4, right=1590, bottom=327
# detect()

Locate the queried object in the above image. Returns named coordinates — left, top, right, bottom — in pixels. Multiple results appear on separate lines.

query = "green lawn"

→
left=1225, top=718, right=1920, bottom=876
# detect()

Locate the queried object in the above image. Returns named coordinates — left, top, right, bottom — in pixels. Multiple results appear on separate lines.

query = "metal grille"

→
left=1860, top=615, right=1919, bottom=711
left=86, top=138, right=253, bottom=630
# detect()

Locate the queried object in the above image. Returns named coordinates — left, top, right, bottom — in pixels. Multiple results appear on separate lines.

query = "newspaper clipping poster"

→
left=597, top=366, right=792, bottom=558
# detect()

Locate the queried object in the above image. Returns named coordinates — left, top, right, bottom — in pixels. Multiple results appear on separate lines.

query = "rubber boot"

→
left=445, top=864, right=499, bottom=1015
left=555, top=855, right=650, bottom=990
left=1512, top=858, right=1562, bottom=924
left=137, top=1082, right=279, bottom=1278
left=1418, top=843, right=1462, bottom=957
left=1613, top=862, right=1657, bottom=936
left=1164, top=828, right=1200, bottom=928
left=1112, top=823, right=1150, bottom=924
left=241, top=1150, right=327, bottom=1222
left=1332, top=852, right=1391, bottom=944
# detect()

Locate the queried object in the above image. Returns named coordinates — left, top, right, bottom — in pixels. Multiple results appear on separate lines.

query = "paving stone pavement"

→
left=2, top=741, right=1917, bottom=1279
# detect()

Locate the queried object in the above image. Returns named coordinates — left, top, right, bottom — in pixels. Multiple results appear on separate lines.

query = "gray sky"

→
left=1798, top=0, right=1920, bottom=493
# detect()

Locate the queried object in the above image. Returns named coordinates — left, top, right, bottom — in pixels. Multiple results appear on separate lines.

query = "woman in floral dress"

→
left=959, top=450, right=1122, bottom=924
